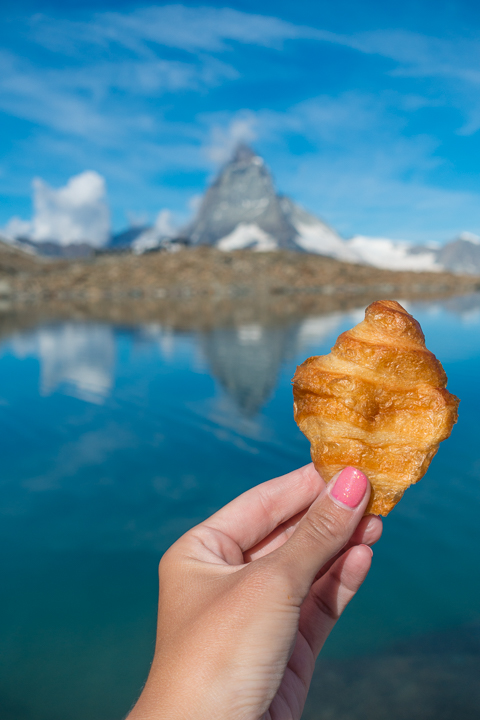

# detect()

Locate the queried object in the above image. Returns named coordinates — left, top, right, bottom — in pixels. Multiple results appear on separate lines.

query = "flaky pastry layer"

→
left=292, top=300, right=460, bottom=515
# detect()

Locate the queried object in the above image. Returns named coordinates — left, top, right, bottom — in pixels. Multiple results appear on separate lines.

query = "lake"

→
left=0, top=294, right=479, bottom=720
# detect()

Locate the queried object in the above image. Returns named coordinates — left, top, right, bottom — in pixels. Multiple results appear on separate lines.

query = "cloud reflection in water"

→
left=10, top=322, right=115, bottom=404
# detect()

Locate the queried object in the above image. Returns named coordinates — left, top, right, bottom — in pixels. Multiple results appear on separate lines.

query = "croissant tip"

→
left=364, top=299, right=425, bottom=344
left=365, top=299, right=409, bottom=316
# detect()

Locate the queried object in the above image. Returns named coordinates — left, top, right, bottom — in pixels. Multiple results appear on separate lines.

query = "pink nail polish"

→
left=330, top=467, right=368, bottom=508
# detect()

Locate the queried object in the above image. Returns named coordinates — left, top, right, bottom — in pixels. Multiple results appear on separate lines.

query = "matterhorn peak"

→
left=231, top=143, right=261, bottom=164
left=184, top=144, right=298, bottom=249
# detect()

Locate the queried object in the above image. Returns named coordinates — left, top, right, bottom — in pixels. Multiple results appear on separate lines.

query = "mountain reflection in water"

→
left=4, top=309, right=356, bottom=416
left=201, top=313, right=347, bottom=416
left=0, top=294, right=480, bottom=720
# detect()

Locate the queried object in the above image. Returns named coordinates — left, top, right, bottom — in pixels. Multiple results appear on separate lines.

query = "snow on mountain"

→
left=131, top=228, right=166, bottom=254
left=458, top=231, right=480, bottom=244
left=347, top=236, right=441, bottom=272
left=187, top=144, right=449, bottom=270
left=437, top=234, right=480, bottom=274
left=184, top=144, right=299, bottom=250
left=130, top=210, right=178, bottom=254
left=280, top=197, right=357, bottom=262
left=217, top=223, right=278, bottom=251
left=6, top=143, right=472, bottom=274
left=183, top=146, right=480, bottom=274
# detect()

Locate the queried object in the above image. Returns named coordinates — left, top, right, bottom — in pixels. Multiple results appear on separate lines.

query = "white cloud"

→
left=31, top=171, right=110, bottom=246
left=5, top=8, right=480, bottom=146
left=10, top=323, right=115, bottom=404
left=316, top=29, right=480, bottom=135
left=3, top=6, right=480, bottom=241
left=32, top=6, right=315, bottom=55
left=0, top=50, right=236, bottom=144
left=1, top=6, right=307, bottom=143
left=4, top=171, right=111, bottom=246
left=347, top=30, right=480, bottom=84
left=205, top=113, right=258, bottom=164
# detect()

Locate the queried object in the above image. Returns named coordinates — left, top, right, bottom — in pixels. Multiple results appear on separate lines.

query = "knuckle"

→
left=312, top=588, right=340, bottom=621
left=303, top=506, right=344, bottom=548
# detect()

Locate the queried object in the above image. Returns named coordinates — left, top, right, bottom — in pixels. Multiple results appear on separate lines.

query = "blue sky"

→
left=2, top=0, right=480, bottom=242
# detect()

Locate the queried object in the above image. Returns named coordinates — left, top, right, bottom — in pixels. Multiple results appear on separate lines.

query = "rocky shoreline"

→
left=1, top=247, right=479, bottom=310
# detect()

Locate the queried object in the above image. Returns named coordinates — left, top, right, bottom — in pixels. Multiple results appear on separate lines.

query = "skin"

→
left=127, top=463, right=383, bottom=720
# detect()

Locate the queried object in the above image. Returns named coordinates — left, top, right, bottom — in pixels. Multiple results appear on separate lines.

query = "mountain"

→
left=12, top=237, right=96, bottom=259
left=184, top=144, right=300, bottom=251
left=6, top=143, right=477, bottom=274
left=436, top=232, right=480, bottom=274
left=109, top=226, right=148, bottom=249
left=181, top=144, right=453, bottom=271
left=179, top=144, right=480, bottom=274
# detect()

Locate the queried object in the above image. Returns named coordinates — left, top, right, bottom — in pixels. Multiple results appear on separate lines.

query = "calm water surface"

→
left=1, top=296, right=480, bottom=719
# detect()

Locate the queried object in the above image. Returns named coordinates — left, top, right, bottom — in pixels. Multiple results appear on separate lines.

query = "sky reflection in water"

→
left=0, top=296, right=480, bottom=720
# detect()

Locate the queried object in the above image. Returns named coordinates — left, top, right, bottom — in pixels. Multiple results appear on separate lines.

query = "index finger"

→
left=203, top=463, right=325, bottom=551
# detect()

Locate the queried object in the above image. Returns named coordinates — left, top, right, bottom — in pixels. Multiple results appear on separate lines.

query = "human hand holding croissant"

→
left=127, top=464, right=382, bottom=720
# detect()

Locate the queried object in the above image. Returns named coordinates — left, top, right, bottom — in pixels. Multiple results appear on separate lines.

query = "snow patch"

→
left=294, top=219, right=357, bottom=262
left=217, top=223, right=278, bottom=252
left=132, top=210, right=176, bottom=254
left=458, top=231, right=480, bottom=244
left=347, top=236, right=441, bottom=272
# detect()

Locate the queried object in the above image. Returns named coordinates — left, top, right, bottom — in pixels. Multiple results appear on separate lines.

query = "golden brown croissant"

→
left=292, top=300, right=459, bottom=516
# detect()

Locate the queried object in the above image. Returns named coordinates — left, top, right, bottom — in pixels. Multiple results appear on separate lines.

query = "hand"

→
left=127, top=464, right=382, bottom=720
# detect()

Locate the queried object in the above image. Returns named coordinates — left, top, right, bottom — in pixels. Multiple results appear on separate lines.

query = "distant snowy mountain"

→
left=181, top=144, right=449, bottom=271
left=109, top=226, right=148, bottom=249
left=181, top=143, right=480, bottom=275
left=12, top=236, right=95, bottom=258
left=436, top=232, right=480, bottom=274
left=184, top=144, right=299, bottom=250
left=112, top=210, right=181, bottom=254
left=7, top=142, right=473, bottom=275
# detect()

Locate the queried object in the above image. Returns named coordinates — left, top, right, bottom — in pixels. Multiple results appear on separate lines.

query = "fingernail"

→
left=329, top=467, right=368, bottom=509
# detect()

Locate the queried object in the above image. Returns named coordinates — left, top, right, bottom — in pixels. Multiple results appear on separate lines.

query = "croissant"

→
left=292, top=300, right=459, bottom=516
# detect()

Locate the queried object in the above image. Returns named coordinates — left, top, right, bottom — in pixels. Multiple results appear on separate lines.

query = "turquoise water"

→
left=0, top=296, right=479, bottom=719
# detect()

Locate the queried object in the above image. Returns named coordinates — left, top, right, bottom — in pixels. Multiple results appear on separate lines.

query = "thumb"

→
left=272, top=467, right=370, bottom=599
